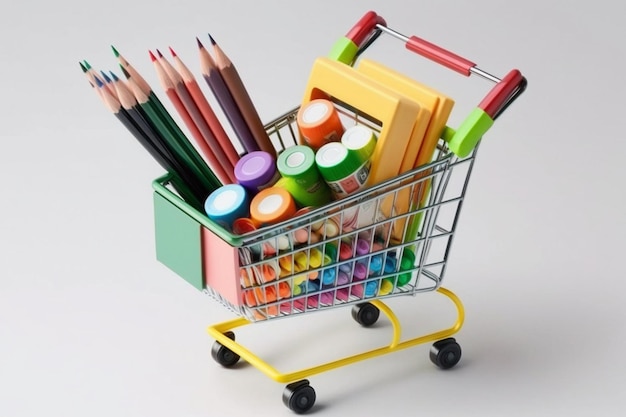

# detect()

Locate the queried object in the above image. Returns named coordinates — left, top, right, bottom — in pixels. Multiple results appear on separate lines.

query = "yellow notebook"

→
left=300, top=57, right=420, bottom=188
left=357, top=59, right=456, bottom=242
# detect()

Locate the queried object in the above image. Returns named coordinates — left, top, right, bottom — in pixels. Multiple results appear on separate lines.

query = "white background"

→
left=1, top=1, right=625, bottom=416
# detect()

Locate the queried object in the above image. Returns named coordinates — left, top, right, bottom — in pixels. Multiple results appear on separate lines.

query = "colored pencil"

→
left=124, top=63, right=221, bottom=196
left=197, top=37, right=259, bottom=154
left=209, top=34, right=276, bottom=158
left=90, top=74, right=203, bottom=209
left=170, top=46, right=241, bottom=169
left=109, top=71, right=209, bottom=202
left=154, top=49, right=235, bottom=184
left=113, top=46, right=217, bottom=187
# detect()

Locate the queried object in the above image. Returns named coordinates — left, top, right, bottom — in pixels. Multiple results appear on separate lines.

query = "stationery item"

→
left=152, top=50, right=233, bottom=185
left=125, top=69, right=220, bottom=196
left=357, top=59, right=455, bottom=242
left=171, top=47, right=241, bottom=169
left=249, top=186, right=297, bottom=227
left=296, top=99, right=345, bottom=150
left=108, top=71, right=208, bottom=203
left=299, top=57, right=420, bottom=187
left=88, top=73, right=202, bottom=209
left=209, top=35, right=277, bottom=158
left=197, top=37, right=256, bottom=154
left=204, top=184, right=250, bottom=230
left=341, top=125, right=377, bottom=163
left=397, top=248, right=416, bottom=286
left=234, top=151, right=280, bottom=193
left=315, top=142, right=370, bottom=198
left=276, top=145, right=333, bottom=207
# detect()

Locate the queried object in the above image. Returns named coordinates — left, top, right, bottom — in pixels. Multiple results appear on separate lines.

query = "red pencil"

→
left=151, top=50, right=232, bottom=185
left=170, top=47, right=241, bottom=169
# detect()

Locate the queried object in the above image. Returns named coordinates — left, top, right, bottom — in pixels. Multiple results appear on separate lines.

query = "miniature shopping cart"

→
left=152, top=11, right=526, bottom=414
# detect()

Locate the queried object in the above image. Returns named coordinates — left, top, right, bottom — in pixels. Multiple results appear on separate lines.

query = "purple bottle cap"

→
left=234, top=151, right=276, bottom=190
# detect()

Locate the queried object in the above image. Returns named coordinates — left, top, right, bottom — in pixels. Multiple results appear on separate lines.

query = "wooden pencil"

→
left=197, top=37, right=259, bottom=154
left=170, top=46, right=241, bottom=169
left=155, top=49, right=235, bottom=184
left=92, top=75, right=203, bottom=209
left=209, top=34, right=276, bottom=158
left=110, top=71, right=209, bottom=201
left=125, top=64, right=220, bottom=195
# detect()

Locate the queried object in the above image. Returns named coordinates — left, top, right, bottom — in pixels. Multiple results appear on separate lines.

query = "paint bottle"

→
left=234, top=150, right=280, bottom=194
left=277, top=145, right=333, bottom=207
left=315, top=142, right=371, bottom=199
left=341, top=125, right=377, bottom=164
left=297, top=99, right=345, bottom=150
left=204, top=184, right=250, bottom=231
left=250, top=186, right=297, bottom=227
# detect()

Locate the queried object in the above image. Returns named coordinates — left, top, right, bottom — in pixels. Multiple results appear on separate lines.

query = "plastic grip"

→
left=478, top=69, right=524, bottom=119
left=406, top=36, right=475, bottom=76
left=345, top=10, right=387, bottom=46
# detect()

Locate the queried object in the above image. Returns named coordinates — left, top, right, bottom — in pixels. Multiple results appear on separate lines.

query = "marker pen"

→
left=204, top=184, right=250, bottom=230
left=234, top=150, right=280, bottom=194
left=397, top=248, right=416, bottom=286
left=277, top=145, right=332, bottom=207
left=297, top=99, right=345, bottom=150
left=250, top=186, right=297, bottom=227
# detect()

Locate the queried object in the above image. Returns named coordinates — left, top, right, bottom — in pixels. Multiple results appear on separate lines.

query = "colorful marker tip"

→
left=111, top=45, right=120, bottom=57
left=169, top=46, right=177, bottom=57
left=148, top=50, right=157, bottom=62
left=208, top=34, right=216, bottom=45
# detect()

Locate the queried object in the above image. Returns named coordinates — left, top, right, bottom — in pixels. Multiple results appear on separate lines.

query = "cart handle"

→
left=329, top=10, right=528, bottom=158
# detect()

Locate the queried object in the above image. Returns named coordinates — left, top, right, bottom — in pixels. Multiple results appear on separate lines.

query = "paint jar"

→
left=204, top=184, right=250, bottom=231
left=250, top=186, right=297, bottom=227
left=297, top=99, right=345, bottom=150
left=315, top=142, right=371, bottom=199
left=234, top=151, right=280, bottom=194
left=277, top=145, right=333, bottom=207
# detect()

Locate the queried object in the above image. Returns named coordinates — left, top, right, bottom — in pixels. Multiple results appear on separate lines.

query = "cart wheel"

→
left=351, top=302, right=380, bottom=327
left=283, top=379, right=316, bottom=414
left=430, top=338, right=462, bottom=370
left=211, top=331, right=240, bottom=368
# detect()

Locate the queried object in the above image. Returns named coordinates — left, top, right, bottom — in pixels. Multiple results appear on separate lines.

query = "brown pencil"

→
left=209, top=35, right=276, bottom=158
left=157, top=49, right=237, bottom=183
left=152, top=50, right=232, bottom=185
left=170, top=47, right=241, bottom=169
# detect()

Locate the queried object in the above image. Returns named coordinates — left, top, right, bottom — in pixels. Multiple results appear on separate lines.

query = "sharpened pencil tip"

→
left=196, top=37, right=204, bottom=49
left=169, top=46, right=177, bottom=57
left=208, top=33, right=216, bottom=45
left=111, top=45, right=120, bottom=57
left=100, top=71, right=112, bottom=83
left=156, top=49, right=164, bottom=58
left=149, top=50, right=157, bottom=62
left=119, top=64, right=131, bottom=78
left=83, top=60, right=92, bottom=70
left=109, top=71, right=119, bottom=82
left=79, top=61, right=87, bottom=72
left=94, top=75, right=104, bottom=88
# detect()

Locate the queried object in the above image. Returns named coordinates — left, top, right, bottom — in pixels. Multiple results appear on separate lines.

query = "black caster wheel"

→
left=351, top=302, right=380, bottom=327
left=211, top=331, right=240, bottom=368
left=430, top=337, right=462, bottom=370
left=283, top=379, right=316, bottom=414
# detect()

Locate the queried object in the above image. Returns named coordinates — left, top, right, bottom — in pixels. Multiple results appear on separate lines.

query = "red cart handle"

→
left=330, top=11, right=527, bottom=156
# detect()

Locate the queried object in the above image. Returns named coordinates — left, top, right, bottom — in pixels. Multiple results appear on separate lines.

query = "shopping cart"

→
left=151, top=11, right=526, bottom=413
